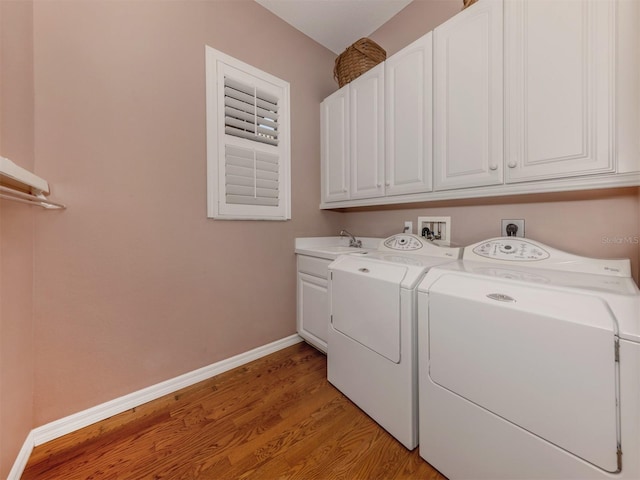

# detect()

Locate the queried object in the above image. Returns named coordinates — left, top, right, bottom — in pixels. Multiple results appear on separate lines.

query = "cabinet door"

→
left=297, top=272, right=329, bottom=353
left=385, top=32, right=433, bottom=196
left=350, top=63, right=385, bottom=199
left=505, top=0, right=615, bottom=182
left=321, top=87, right=350, bottom=202
left=433, top=0, right=503, bottom=191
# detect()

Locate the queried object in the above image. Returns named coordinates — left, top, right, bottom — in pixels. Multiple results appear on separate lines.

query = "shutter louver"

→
left=224, top=77, right=279, bottom=146
left=225, top=145, right=279, bottom=206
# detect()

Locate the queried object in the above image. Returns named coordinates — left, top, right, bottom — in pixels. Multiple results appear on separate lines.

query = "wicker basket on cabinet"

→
left=333, top=38, right=386, bottom=88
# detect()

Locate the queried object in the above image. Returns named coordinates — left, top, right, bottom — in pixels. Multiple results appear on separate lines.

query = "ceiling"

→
left=255, top=0, right=414, bottom=54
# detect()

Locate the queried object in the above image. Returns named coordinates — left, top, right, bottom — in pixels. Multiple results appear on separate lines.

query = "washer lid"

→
left=332, top=252, right=454, bottom=289
left=419, top=262, right=640, bottom=343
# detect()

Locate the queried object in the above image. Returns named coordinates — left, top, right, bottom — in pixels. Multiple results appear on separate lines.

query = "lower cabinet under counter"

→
left=296, top=254, right=332, bottom=353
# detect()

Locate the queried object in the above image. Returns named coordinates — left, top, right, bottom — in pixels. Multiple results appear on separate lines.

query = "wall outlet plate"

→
left=404, top=221, right=413, bottom=234
left=501, top=219, right=525, bottom=238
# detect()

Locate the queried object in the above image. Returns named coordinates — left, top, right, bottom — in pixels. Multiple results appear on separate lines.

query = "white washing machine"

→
left=328, top=233, right=461, bottom=450
left=418, top=237, right=640, bottom=479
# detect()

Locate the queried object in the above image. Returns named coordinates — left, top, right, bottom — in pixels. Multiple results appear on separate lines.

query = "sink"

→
left=295, top=236, right=382, bottom=260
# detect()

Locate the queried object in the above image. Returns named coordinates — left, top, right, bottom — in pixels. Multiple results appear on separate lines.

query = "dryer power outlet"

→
left=501, top=219, right=525, bottom=237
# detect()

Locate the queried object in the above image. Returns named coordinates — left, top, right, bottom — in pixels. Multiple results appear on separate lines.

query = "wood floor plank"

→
left=22, top=342, right=446, bottom=480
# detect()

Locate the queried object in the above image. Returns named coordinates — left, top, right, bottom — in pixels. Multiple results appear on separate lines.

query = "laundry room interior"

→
left=1, top=0, right=639, bottom=478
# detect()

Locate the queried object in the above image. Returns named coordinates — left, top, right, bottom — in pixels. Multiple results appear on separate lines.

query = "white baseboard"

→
left=10, top=334, right=303, bottom=477
left=7, top=431, right=34, bottom=480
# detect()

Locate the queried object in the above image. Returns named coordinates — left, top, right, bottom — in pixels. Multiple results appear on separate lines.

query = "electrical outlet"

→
left=501, top=219, right=525, bottom=238
left=418, top=216, right=451, bottom=246
left=404, top=221, right=413, bottom=234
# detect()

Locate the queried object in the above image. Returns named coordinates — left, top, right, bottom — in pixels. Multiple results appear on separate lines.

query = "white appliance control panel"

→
left=472, top=239, right=550, bottom=261
left=464, top=237, right=632, bottom=277
left=384, top=234, right=424, bottom=251
left=379, top=234, right=461, bottom=258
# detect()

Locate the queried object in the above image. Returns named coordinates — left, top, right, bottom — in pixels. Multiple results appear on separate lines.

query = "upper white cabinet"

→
left=433, top=0, right=503, bottom=191
left=321, top=40, right=433, bottom=204
left=504, top=0, right=616, bottom=182
left=320, top=0, right=640, bottom=209
left=350, top=63, right=385, bottom=199
left=320, top=64, right=384, bottom=203
left=321, top=87, right=350, bottom=202
left=385, top=33, right=433, bottom=196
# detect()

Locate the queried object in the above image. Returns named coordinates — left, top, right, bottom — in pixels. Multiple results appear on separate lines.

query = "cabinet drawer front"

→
left=297, top=255, right=331, bottom=278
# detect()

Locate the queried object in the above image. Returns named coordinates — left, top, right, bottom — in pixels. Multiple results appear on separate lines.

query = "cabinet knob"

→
left=377, top=183, right=382, bottom=188
left=489, top=164, right=498, bottom=171
left=343, top=189, right=347, bottom=193
left=508, top=162, right=517, bottom=168
left=385, top=182, right=390, bottom=187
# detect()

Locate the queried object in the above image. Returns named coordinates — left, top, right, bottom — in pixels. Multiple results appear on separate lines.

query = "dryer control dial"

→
left=384, top=234, right=423, bottom=251
left=473, top=239, right=550, bottom=261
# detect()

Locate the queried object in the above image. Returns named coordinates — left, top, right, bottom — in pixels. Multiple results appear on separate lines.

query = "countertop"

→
left=295, top=236, right=382, bottom=260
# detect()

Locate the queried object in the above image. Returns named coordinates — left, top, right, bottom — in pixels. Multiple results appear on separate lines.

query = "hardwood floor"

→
left=22, top=342, right=446, bottom=480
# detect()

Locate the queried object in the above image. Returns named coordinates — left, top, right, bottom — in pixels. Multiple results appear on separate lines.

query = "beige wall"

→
left=370, top=0, right=462, bottom=56
left=0, top=0, right=36, bottom=476
left=30, top=0, right=340, bottom=425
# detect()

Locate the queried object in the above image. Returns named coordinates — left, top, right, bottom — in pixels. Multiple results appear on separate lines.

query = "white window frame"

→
left=205, top=46, right=291, bottom=220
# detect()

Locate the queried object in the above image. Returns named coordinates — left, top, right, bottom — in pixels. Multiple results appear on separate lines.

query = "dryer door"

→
left=428, top=274, right=620, bottom=473
left=330, top=257, right=406, bottom=363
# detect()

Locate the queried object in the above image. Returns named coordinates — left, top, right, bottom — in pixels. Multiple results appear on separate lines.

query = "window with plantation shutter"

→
left=205, top=46, right=291, bottom=220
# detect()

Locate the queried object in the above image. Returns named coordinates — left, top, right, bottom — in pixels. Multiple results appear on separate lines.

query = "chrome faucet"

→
left=340, top=229, right=362, bottom=248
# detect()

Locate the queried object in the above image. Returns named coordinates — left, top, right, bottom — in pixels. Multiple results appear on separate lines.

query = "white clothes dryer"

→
left=418, top=237, right=640, bottom=479
left=328, top=233, right=461, bottom=450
